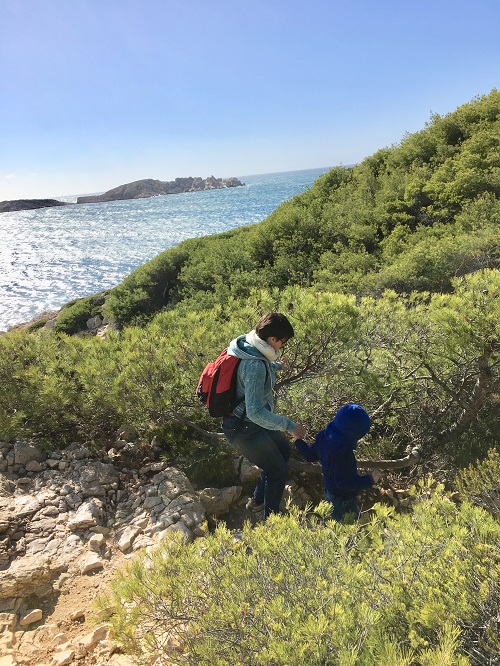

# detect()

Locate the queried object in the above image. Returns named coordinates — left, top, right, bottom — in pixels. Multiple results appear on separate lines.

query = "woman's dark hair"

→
left=255, top=313, right=294, bottom=341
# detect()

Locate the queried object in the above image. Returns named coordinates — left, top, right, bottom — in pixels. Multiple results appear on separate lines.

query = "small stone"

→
left=53, top=573, right=71, bottom=591
left=88, top=533, right=105, bottom=552
left=51, top=649, right=75, bottom=666
left=19, top=608, right=43, bottom=626
left=13, top=441, right=46, bottom=466
left=69, top=609, right=85, bottom=621
left=164, top=521, right=193, bottom=542
left=25, top=460, right=44, bottom=472
left=116, top=526, right=141, bottom=552
left=76, top=625, right=108, bottom=649
left=81, top=552, right=103, bottom=574
left=49, top=633, right=69, bottom=647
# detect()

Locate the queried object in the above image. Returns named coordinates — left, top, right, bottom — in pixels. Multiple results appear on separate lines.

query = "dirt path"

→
left=5, top=546, right=131, bottom=666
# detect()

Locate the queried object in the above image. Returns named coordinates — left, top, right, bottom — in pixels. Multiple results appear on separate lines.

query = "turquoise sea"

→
left=0, top=167, right=331, bottom=331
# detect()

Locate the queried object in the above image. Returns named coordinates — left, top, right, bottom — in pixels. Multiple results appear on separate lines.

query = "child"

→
left=294, top=403, right=381, bottom=522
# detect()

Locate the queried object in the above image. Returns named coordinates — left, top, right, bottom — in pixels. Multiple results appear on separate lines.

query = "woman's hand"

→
left=292, top=424, right=307, bottom=440
left=278, top=356, right=291, bottom=372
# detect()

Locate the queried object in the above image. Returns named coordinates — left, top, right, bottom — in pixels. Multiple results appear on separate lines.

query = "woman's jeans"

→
left=222, top=416, right=291, bottom=518
left=324, top=490, right=360, bottom=523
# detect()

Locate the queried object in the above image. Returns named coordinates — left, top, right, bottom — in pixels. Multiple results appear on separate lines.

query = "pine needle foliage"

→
left=98, top=90, right=500, bottom=328
left=95, top=489, right=500, bottom=665
left=456, top=448, right=500, bottom=516
left=0, top=272, right=498, bottom=465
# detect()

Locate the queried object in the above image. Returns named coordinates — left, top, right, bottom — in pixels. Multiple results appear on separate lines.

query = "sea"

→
left=0, top=167, right=331, bottom=332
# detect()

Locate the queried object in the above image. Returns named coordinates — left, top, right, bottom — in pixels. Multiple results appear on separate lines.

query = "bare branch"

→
left=356, top=445, right=421, bottom=470
left=422, top=362, right=469, bottom=407
left=275, top=328, right=343, bottom=391
left=289, top=445, right=421, bottom=477
left=369, top=391, right=398, bottom=421
left=437, top=351, right=494, bottom=444
left=171, top=414, right=225, bottom=439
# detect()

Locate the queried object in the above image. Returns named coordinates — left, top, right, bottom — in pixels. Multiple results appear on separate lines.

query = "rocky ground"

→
left=0, top=431, right=327, bottom=666
left=0, top=410, right=414, bottom=666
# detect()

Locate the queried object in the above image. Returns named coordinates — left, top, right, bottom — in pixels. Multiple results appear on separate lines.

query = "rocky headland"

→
left=0, top=200, right=69, bottom=214
left=76, top=176, right=244, bottom=204
left=1, top=176, right=244, bottom=214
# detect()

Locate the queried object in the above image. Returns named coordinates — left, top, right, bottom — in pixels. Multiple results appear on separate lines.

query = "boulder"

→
left=198, top=486, right=242, bottom=516
left=13, top=442, right=46, bottom=467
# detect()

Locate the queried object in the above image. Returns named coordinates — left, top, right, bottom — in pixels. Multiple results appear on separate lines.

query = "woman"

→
left=222, top=313, right=306, bottom=518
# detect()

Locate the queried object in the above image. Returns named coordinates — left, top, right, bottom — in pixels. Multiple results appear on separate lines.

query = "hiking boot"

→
left=245, top=497, right=264, bottom=513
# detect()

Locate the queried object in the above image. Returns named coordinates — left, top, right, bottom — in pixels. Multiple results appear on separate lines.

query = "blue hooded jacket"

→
left=295, top=403, right=374, bottom=499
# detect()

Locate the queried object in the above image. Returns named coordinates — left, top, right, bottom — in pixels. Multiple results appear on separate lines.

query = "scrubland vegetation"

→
left=96, top=489, right=499, bottom=665
left=1, top=91, right=499, bottom=663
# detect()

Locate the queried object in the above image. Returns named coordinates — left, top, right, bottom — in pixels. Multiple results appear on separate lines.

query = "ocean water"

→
left=0, top=167, right=331, bottom=331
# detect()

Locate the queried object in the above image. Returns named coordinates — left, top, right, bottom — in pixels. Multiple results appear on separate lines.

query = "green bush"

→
left=97, top=90, right=500, bottom=329
left=456, top=447, right=500, bottom=516
left=95, top=489, right=500, bottom=665
left=26, top=318, right=48, bottom=332
left=0, top=330, right=86, bottom=445
left=53, top=293, right=107, bottom=335
left=0, top=273, right=498, bottom=462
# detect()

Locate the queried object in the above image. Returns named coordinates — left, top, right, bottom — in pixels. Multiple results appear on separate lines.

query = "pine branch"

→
left=437, top=350, right=494, bottom=444
left=289, top=445, right=421, bottom=477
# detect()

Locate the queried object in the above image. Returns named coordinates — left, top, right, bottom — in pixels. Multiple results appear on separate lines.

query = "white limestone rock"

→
left=198, top=486, right=242, bottom=517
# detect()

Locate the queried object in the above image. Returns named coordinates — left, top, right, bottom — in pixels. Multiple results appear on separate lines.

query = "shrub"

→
left=53, top=293, right=107, bottom=335
left=456, top=447, right=500, bottom=516
left=95, top=490, right=500, bottom=665
left=26, top=318, right=48, bottom=332
left=0, top=330, right=85, bottom=445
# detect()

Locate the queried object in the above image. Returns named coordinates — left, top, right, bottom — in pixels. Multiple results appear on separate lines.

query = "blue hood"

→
left=325, top=404, right=371, bottom=450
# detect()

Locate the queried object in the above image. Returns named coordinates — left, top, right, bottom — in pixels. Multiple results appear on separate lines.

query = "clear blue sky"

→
left=1, top=0, right=499, bottom=200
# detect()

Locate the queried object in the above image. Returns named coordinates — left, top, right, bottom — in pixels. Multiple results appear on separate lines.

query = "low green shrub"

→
left=95, top=489, right=500, bottom=665
left=26, top=318, right=48, bottom=332
left=53, top=293, right=107, bottom=335
left=0, top=275, right=498, bottom=462
left=456, top=447, right=500, bottom=516
left=101, top=243, right=192, bottom=327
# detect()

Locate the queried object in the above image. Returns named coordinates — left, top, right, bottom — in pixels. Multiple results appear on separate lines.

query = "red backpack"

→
left=196, top=349, right=243, bottom=417
left=196, top=350, right=268, bottom=418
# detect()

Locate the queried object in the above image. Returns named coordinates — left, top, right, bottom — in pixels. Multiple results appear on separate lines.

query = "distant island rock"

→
left=76, top=176, right=245, bottom=204
left=0, top=199, right=69, bottom=213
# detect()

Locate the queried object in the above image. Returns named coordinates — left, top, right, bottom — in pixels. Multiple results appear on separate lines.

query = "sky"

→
left=1, top=0, right=499, bottom=200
